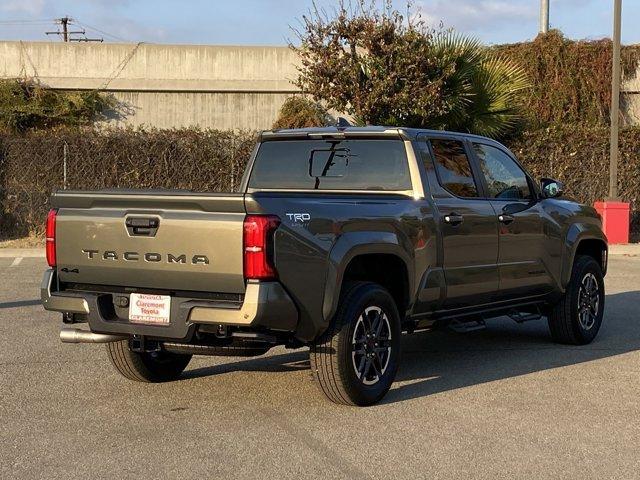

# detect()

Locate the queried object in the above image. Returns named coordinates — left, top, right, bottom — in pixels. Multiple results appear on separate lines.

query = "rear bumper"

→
left=41, top=269, right=298, bottom=341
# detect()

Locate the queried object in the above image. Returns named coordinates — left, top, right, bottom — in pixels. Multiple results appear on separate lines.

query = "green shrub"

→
left=0, top=128, right=256, bottom=237
left=272, top=96, right=331, bottom=129
left=496, top=30, right=640, bottom=128
left=0, top=78, right=115, bottom=133
left=1, top=126, right=638, bottom=240
left=506, top=124, right=640, bottom=240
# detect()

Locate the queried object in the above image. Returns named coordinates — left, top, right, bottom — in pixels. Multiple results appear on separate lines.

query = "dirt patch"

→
left=0, top=236, right=44, bottom=249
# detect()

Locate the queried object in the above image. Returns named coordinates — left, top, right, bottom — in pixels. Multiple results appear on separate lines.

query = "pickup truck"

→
left=41, top=126, right=607, bottom=406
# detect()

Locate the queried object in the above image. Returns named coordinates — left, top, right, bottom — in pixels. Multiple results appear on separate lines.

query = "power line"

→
left=4, top=16, right=129, bottom=44
left=0, top=19, right=53, bottom=25
left=73, top=19, right=130, bottom=43
left=0, top=22, right=53, bottom=25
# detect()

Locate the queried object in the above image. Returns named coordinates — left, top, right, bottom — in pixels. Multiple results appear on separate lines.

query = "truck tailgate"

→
left=52, top=191, right=246, bottom=294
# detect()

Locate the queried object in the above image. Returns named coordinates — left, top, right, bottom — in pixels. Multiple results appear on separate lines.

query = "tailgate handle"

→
left=126, top=217, right=159, bottom=237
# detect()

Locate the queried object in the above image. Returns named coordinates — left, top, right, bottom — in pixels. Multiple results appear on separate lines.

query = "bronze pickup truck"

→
left=41, top=126, right=607, bottom=406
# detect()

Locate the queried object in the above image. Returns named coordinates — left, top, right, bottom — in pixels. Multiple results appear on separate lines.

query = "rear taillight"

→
left=243, top=215, right=280, bottom=280
left=46, top=209, right=57, bottom=267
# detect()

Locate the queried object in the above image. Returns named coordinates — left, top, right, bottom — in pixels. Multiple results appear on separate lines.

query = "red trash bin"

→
left=594, top=201, right=630, bottom=244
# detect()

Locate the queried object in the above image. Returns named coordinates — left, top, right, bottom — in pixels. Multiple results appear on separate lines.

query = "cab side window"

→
left=472, top=143, right=532, bottom=200
left=429, top=139, right=479, bottom=198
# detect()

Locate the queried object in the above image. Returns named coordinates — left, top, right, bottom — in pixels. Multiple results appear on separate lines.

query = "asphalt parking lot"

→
left=1, top=254, right=639, bottom=479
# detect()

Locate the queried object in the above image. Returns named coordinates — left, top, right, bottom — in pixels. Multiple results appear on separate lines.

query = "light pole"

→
left=609, top=0, right=621, bottom=200
left=596, top=0, right=629, bottom=244
left=539, top=0, right=549, bottom=33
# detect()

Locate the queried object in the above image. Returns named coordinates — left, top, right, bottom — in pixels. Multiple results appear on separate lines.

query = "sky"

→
left=0, top=0, right=638, bottom=46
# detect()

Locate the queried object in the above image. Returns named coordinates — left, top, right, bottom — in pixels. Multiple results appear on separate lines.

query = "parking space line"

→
left=10, top=257, right=23, bottom=267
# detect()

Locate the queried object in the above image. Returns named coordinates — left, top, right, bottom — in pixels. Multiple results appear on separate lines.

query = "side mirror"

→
left=540, top=178, right=564, bottom=198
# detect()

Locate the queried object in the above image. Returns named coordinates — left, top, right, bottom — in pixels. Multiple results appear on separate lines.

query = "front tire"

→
left=310, top=282, right=402, bottom=406
left=106, top=340, right=192, bottom=382
left=548, top=255, right=605, bottom=345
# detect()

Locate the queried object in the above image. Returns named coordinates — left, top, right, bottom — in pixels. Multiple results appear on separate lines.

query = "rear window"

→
left=248, top=139, right=411, bottom=191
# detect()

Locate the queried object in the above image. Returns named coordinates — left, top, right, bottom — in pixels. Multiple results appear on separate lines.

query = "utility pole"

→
left=45, top=17, right=103, bottom=42
left=609, top=0, right=622, bottom=199
left=539, top=0, right=549, bottom=33
left=61, top=16, right=69, bottom=42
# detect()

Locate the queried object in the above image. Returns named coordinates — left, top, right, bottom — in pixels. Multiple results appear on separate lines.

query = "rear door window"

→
left=248, top=139, right=411, bottom=191
left=428, top=139, right=479, bottom=198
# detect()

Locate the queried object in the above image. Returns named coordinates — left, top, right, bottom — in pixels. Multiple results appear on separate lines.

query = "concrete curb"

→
left=609, top=244, right=640, bottom=256
left=0, top=248, right=45, bottom=258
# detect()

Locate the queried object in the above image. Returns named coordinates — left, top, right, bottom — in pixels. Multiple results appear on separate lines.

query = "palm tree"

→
left=430, top=33, right=531, bottom=138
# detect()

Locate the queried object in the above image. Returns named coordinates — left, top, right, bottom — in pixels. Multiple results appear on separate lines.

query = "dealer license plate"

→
left=129, top=293, right=171, bottom=325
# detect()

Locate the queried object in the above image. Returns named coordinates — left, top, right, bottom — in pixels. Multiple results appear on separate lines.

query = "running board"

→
left=448, top=318, right=486, bottom=333
left=508, top=307, right=543, bottom=324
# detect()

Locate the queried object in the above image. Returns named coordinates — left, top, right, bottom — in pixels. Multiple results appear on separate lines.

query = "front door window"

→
left=472, top=143, right=531, bottom=200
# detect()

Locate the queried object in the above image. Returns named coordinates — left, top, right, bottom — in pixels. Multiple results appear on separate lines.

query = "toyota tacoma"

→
left=41, top=126, right=608, bottom=406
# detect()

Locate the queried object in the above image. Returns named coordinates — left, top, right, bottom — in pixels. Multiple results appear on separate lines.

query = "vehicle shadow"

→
left=386, top=290, right=639, bottom=403
left=181, top=353, right=310, bottom=379
left=0, top=299, right=42, bottom=309
left=181, top=291, right=640, bottom=405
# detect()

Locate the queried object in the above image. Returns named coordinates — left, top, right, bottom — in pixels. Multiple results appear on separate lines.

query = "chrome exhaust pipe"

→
left=60, top=328, right=127, bottom=344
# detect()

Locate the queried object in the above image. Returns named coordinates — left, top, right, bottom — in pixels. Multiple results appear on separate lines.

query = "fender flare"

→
left=562, top=223, right=608, bottom=288
left=322, top=231, right=413, bottom=322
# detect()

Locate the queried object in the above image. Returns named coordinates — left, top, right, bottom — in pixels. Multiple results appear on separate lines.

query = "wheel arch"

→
left=562, top=224, right=608, bottom=288
left=322, top=232, right=413, bottom=324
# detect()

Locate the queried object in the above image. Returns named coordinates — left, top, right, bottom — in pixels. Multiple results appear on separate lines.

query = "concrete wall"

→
left=0, top=41, right=301, bottom=130
left=1, top=40, right=639, bottom=129
left=107, top=91, right=294, bottom=130
left=622, top=68, right=640, bottom=127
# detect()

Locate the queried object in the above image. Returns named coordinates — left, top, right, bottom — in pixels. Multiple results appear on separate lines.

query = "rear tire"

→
left=310, top=282, right=402, bottom=406
left=548, top=255, right=605, bottom=345
left=106, top=340, right=192, bottom=382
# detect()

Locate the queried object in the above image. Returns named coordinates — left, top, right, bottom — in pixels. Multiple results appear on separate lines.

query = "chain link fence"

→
left=0, top=128, right=256, bottom=237
left=0, top=126, right=638, bottom=240
left=509, top=125, right=640, bottom=241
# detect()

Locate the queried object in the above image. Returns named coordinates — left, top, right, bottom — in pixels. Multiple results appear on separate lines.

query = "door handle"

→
left=443, top=213, right=463, bottom=226
left=498, top=214, right=515, bottom=225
